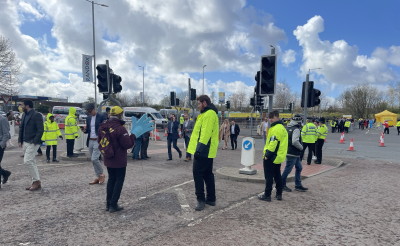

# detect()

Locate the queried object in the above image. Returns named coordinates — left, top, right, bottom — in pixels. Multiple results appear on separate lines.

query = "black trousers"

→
left=184, top=135, right=191, bottom=158
left=263, top=159, right=282, bottom=197
left=331, top=127, right=336, bottom=133
left=106, top=167, right=126, bottom=207
left=167, top=137, right=181, bottom=159
left=141, top=137, right=149, bottom=158
left=37, top=146, right=42, bottom=154
left=397, top=127, right=400, bottom=135
left=384, top=128, right=389, bottom=134
left=301, top=142, right=315, bottom=164
left=46, top=145, right=57, bottom=160
left=315, top=139, right=325, bottom=163
left=193, top=156, right=215, bottom=202
left=230, top=134, right=238, bottom=149
left=66, top=139, right=75, bottom=156
left=344, top=127, right=349, bottom=133
left=0, top=147, right=11, bottom=188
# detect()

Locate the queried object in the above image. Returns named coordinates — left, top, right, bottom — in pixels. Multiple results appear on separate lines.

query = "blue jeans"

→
left=282, top=156, right=303, bottom=187
left=132, top=137, right=142, bottom=159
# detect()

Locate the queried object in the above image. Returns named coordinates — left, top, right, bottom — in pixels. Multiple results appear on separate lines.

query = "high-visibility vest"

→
left=317, top=124, right=328, bottom=139
left=396, top=121, right=400, bottom=127
left=344, top=121, right=351, bottom=127
left=301, top=123, right=317, bottom=143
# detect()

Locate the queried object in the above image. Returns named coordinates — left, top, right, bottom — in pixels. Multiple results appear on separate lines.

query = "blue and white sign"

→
left=243, top=140, right=253, bottom=150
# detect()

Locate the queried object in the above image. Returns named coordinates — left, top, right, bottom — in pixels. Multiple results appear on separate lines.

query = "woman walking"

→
left=219, top=119, right=230, bottom=150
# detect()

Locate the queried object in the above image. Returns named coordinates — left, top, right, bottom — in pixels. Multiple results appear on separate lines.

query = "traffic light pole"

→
left=303, top=72, right=310, bottom=125
left=268, top=46, right=275, bottom=114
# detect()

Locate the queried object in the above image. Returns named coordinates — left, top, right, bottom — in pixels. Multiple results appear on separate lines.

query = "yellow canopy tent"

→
left=374, top=110, right=398, bottom=126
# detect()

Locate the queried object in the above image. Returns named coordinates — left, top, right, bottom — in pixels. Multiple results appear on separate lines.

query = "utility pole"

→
left=303, top=71, right=310, bottom=125
left=268, top=45, right=275, bottom=114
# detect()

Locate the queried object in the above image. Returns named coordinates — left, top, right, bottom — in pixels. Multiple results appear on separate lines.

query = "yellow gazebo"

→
left=375, top=110, right=398, bottom=126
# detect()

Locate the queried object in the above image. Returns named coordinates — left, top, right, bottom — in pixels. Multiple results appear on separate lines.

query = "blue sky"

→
left=0, top=0, right=399, bottom=104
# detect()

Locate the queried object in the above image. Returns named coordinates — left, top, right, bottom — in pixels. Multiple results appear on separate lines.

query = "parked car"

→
left=123, top=107, right=167, bottom=128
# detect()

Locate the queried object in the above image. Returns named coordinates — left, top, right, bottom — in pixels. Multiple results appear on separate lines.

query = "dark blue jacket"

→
left=85, top=112, right=107, bottom=147
left=167, top=120, right=180, bottom=140
left=18, top=110, right=44, bottom=145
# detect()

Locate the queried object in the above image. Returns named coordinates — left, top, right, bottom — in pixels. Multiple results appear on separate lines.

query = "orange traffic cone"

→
left=379, top=133, right=385, bottom=147
left=347, top=138, right=355, bottom=151
left=154, top=129, right=161, bottom=141
left=164, top=129, right=168, bottom=137
left=339, top=132, right=345, bottom=144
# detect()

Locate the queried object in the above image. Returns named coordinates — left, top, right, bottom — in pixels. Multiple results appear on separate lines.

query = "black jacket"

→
left=167, top=120, right=180, bottom=140
left=18, top=110, right=44, bottom=145
left=85, top=112, right=107, bottom=147
left=231, top=124, right=240, bottom=136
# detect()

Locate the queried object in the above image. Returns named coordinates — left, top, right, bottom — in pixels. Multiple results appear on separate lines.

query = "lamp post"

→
left=85, top=0, right=108, bottom=105
left=138, top=65, right=144, bottom=106
left=202, top=64, right=207, bottom=95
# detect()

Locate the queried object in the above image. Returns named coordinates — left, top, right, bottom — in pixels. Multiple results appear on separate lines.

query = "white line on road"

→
left=174, top=188, right=194, bottom=221
left=138, top=180, right=194, bottom=201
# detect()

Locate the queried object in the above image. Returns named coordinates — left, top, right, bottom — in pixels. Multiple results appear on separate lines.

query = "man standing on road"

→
left=65, top=107, right=79, bottom=157
left=300, top=118, right=317, bottom=165
left=282, top=115, right=308, bottom=192
left=344, top=120, right=351, bottom=133
left=230, top=120, right=240, bottom=150
left=396, top=119, right=400, bottom=135
left=166, top=114, right=182, bottom=161
left=41, top=113, right=63, bottom=163
left=187, top=95, right=219, bottom=211
left=84, top=103, right=107, bottom=185
left=383, top=121, right=389, bottom=134
left=258, top=111, right=288, bottom=202
left=182, top=113, right=194, bottom=162
left=315, top=117, right=328, bottom=164
left=18, top=100, right=44, bottom=191
left=98, top=106, right=154, bottom=212
left=0, top=114, right=12, bottom=188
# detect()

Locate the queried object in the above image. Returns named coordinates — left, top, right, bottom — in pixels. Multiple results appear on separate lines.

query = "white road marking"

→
left=174, top=188, right=194, bottom=221
left=138, top=180, right=194, bottom=200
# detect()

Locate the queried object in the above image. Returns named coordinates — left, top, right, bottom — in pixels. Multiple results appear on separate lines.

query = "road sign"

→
left=239, top=137, right=257, bottom=175
left=243, top=140, right=253, bottom=150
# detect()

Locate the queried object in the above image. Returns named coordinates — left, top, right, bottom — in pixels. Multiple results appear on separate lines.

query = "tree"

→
left=273, top=81, right=295, bottom=109
left=0, top=36, right=20, bottom=96
left=83, top=97, right=95, bottom=105
left=339, top=84, right=384, bottom=118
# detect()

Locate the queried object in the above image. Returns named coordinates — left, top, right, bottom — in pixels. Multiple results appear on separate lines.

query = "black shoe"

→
left=205, top=200, right=216, bottom=206
left=166, top=158, right=172, bottom=161
left=109, top=205, right=124, bottom=213
left=307, top=163, right=311, bottom=165
left=52, top=159, right=59, bottom=162
left=314, top=161, right=321, bottom=164
left=283, top=186, right=292, bottom=192
left=276, top=194, right=282, bottom=201
left=2, top=171, right=11, bottom=184
left=257, top=194, right=271, bottom=202
left=295, top=186, right=308, bottom=192
left=46, top=159, right=50, bottom=163
left=145, top=156, right=151, bottom=159
left=179, top=152, right=182, bottom=158
left=195, top=201, right=205, bottom=211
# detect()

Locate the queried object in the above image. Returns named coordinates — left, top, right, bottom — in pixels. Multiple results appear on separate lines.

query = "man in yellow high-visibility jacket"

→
left=258, top=110, right=288, bottom=202
left=41, top=113, right=63, bottom=163
left=187, top=95, right=219, bottom=211
left=315, top=118, right=328, bottom=164
left=64, top=107, right=79, bottom=157
left=396, top=120, right=400, bottom=135
left=301, top=118, right=317, bottom=165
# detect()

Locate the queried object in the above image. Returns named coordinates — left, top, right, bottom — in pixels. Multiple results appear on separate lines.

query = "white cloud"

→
left=293, top=15, right=400, bottom=86
left=281, top=49, right=296, bottom=66
left=19, top=1, right=44, bottom=20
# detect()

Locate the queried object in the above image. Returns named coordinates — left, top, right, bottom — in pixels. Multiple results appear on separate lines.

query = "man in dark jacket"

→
left=84, top=103, right=107, bottom=185
left=230, top=120, right=240, bottom=150
left=98, top=106, right=153, bottom=212
left=0, top=114, right=12, bottom=188
left=166, top=114, right=182, bottom=160
left=18, top=100, right=44, bottom=191
left=182, top=113, right=194, bottom=162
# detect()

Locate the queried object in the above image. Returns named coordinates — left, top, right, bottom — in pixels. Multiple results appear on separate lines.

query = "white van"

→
left=123, top=107, right=167, bottom=128
left=52, top=106, right=87, bottom=124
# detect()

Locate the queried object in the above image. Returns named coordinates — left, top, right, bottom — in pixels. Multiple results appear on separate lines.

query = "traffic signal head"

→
left=288, top=102, right=293, bottom=112
left=96, top=64, right=109, bottom=93
left=256, top=95, right=264, bottom=106
left=226, top=101, right=230, bottom=109
left=250, top=97, right=255, bottom=107
left=254, top=71, right=260, bottom=95
left=175, top=98, right=180, bottom=106
left=260, top=55, right=276, bottom=95
left=301, top=81, right=314, bottom=108
left=170, top=92, right=176, bottom=106
left=112, top=74, right=122, bottom=93
left=190, top=88, right=197, bottom=100
left=311, top=89, right=321, bottom=107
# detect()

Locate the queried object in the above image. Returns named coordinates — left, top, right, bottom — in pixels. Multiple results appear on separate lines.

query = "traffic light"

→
left=170, top=92, right=176, bottom=106
left=190, top=88, right=197, bottom=100
left=288, top=102, right=293, bottom=112
left=260, top=55, right=276, bottom=95
left=226, top=101, right=230, bottom=109
left=250, top=97, right=255, bottom=107
left=256, top=95, right=264, bottom=106
left=301, top=81, right=314, bottom=108
left=176, top=98, right=180, bottom=106
left=96, top=64, right=109, bottom=93
left=103, top=94, right=109, bottom=100
left=254, top=71, right=260, bottom=95
left=112, top=74, right=122, bottom=93
left=311, top=89, right=321, bottom=107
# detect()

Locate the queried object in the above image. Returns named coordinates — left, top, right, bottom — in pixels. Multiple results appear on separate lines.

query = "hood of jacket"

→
left=46, top=113, right=54, bottom=123
left=103, top=117, right=125, bottom=129
left=287, top=120, right=301, bottom=128
left=68, top=107, right=76, bottom=116
left=201, top=103, right=218, bottom=114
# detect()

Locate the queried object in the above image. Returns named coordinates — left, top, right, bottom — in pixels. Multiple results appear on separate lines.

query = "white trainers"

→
left=312, top=156, right=317, bottom=160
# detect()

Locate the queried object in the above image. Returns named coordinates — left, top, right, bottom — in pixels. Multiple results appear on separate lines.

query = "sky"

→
left=1, top=0, right=399, bottom=106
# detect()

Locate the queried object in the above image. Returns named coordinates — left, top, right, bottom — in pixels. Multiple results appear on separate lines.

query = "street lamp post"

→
left=138, top=65, right=145, bottom=106
left=202, top=64, right=207, bottom=95
left=85, top=0, right=108, bottom=105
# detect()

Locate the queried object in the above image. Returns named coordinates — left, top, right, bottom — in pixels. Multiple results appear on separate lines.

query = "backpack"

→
left=99, top=127, right=115, bottom=158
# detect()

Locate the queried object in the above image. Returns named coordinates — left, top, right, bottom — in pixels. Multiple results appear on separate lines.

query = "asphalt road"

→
left=0, top=125, right=399, bottom=245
